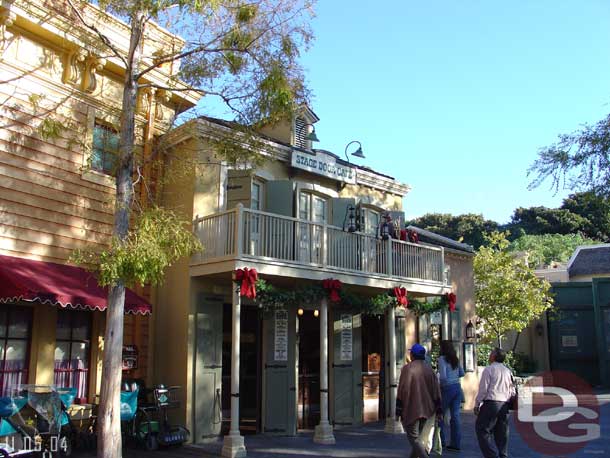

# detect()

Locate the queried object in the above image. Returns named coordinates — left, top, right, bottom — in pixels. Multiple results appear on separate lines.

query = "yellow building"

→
left=0, top=0, right=198, bottom=403
left=157, top=110, right=477, bottom=455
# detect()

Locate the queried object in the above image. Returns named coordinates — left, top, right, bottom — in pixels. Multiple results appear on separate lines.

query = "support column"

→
left=222, top=282, right=246, bottom=458
left=314, top=297, right=335, bottom=444
left=385, top=306, right=403, bottom=434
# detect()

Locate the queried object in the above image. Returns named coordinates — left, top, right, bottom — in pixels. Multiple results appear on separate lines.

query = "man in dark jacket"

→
left=397, top=344, right=442, bottom=458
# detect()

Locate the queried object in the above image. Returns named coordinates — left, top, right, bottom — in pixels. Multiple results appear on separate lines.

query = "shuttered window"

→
left=294, top=117, right=308, bottom=149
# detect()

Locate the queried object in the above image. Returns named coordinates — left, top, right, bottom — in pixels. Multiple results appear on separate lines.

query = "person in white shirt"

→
left=474, top=347, right=515, bottom=458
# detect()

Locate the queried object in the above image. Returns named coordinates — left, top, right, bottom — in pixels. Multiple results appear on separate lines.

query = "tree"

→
left=560, top=191, right=610, bottom=242
left=56, top=1, right=315, bottom=457
left=474, top=232, right=553, bottom=349
left=507, top=206, right=588, bottom=238
left=508, top=233, right=600, bottom=268
left=528, top=113, right=610, bottom=197
left=406, top=213, right=499, bottom=249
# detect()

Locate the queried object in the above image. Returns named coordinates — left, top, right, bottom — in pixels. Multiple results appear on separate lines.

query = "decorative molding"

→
left=61, top=48, right=86, bottom=86
left=82, top=53, right=106, bottom=93
left=0, top=0, right=16, bottom=52
left=155, top=89, right=171, bottom=120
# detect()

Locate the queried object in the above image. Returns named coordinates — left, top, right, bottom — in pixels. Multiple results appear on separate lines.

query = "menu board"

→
left=340, top=314, right=353, bottom=361
left=274, top=310, right=288, bottom=361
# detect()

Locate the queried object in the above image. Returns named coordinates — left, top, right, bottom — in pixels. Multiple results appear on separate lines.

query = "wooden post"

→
left=221, top=277, right=246, bottom=458
left=314, top=296, right=335, bottom=444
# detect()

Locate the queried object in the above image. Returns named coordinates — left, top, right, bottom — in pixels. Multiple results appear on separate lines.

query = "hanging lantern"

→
left=465, top=320, right=475, bottom=340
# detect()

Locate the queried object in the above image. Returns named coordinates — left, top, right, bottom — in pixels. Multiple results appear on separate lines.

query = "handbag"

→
left=508, top=375, right=518, bottom=411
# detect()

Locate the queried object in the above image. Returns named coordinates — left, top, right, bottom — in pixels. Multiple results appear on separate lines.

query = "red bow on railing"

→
left=407, top=230, right=419, bottom=244
left=234, top=268, right=258, bottom=299
left=323, top=279, right=342, bottom=303
left=446, top=292, right=457, bottom=312
left=393, top=287, right=408, bottom=307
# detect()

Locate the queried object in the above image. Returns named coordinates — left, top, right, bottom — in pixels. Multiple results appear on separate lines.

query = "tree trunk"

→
left=97, top=12, right=144, bottom=458
left=497, top=335, right=502, bottom=349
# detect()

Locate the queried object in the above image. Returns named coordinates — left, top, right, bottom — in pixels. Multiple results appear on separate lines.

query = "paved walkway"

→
left=80, top=403, right=610, bottom=458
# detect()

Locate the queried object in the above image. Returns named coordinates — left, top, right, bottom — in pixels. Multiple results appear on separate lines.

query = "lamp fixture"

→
left=380, top=213, right=392, bottom=240
left=343, top=204, right=358, bottom=233
left=344, top=140, right=365, bottom=162
left=314, top=309, right=319, bottom=318
left=465, top=320, right=475, bottom=340
left=297, top=308, right=304, bottom=316
left=304, top=123, right=319, bottom=142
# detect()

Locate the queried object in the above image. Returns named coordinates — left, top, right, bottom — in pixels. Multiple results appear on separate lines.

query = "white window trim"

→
left=81, top=107, right=117, bottom=188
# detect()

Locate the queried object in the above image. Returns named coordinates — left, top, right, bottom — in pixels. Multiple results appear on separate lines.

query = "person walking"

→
left=474, top=347, right=515, bottom=458
left=438, top=340, right=464, bottom=452
left=397, top=344, right=442, bottom=458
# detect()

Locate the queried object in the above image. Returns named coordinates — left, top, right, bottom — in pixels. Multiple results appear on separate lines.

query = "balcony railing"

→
left=193, top=206, right=449, bottom=286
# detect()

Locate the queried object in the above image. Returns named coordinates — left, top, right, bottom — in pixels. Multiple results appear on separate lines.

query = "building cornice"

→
left=165, top=118, right=412, bottom=196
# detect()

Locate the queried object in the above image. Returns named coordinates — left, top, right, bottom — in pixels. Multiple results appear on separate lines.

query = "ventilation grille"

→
left=294, top=117, right=308, bottom=148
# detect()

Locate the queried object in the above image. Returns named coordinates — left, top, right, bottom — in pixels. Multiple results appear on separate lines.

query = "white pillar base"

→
left=384, top=417, right=404, bottom=434
left=313, top=422, right=336, bottom=444
left=221, top=433, right=246, bottom=458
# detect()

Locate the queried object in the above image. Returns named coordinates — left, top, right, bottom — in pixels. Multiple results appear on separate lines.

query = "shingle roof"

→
left=567, top=245, right=610, bottom=277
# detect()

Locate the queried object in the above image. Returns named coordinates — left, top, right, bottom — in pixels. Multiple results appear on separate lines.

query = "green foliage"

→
left=72, top=207, right=202, bottom=287
left=37, top=118, right=66, bottom=141
left=507, top=206, right=588, bottom=238
left=477, top=342, right=494, bottom=367
left=255, top=279, right=397, bottom=316
left=509, top=233, right=600, bottom=268
left=528, top=113, right=610, bottom=197
left=408, top=297, right=450, bottom=316
left=475, top=232, right=553, bottom=347
left=505, top=351, right=537, bottom=375
left=406, top=213, right=498, bottom=249
left=560, top=192, right=610, bottom=241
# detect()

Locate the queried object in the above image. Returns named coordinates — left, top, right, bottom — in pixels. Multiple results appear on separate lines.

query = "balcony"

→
left=191, top=206, right=451, bottom=294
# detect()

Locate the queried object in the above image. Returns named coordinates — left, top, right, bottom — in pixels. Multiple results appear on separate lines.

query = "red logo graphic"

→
left=514, top=370, right=600, bottom=455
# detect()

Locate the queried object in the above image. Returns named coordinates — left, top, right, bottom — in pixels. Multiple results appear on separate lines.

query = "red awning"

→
left=0, top=255, right=151, bottom=315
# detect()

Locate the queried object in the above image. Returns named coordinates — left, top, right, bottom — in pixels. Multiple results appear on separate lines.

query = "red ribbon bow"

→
left=394, top=287, right=408, bottom=307
left=323, top=279, right=342, bottom=303
left=446, top=292, right=457, bottom=312
left=407, top=230, right=419, bottom=244
left=235, top=268, right=258, bottom=299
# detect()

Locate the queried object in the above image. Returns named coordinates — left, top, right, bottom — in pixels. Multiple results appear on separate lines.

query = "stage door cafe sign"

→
left=291, top=150, right=356, bottom=184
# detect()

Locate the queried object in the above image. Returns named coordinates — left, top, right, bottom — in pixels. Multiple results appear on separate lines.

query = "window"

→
left=294, top=116, right=309, bottom=149
left=361, top=208, right=380, bottom=236
left=92, top=122, right=118, bottom=175
left=298, top=192, right=327, bottom=263
left=251, top=181, right=263, bottom=211
left=54, top=310, right=92, bottom=403
left=0, top=307, right=32, bottom=397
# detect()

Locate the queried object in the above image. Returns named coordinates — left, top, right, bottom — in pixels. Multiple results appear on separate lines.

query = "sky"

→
left=295, top=0, right=610, bottom=224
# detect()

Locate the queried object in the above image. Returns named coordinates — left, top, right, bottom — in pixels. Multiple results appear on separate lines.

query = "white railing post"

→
left=440, top=246, right=445, bottom=284
left=235, top=204, right=244, bottom=257
left=322, top=223, right=328, bottom=267
left=386, top=237, right=393, bottom=277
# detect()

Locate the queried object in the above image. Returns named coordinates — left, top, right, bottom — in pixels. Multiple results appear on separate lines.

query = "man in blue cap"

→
left=397, top=343, right=442, bottom=458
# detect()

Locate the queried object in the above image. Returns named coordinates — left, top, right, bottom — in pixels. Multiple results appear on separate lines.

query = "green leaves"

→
left=509, top=233, right=600, bottom=268
left=475, top=232, right=553, bottom=347
left=72, top=207, right=202, bottom=287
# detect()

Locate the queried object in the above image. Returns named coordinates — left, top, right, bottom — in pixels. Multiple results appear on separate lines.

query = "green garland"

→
left=408, top=297, right=450, bottom=316
left=256, top=279, right=400, bottom=316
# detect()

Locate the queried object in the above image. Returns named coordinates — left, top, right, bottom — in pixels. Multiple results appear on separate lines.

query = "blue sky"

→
left=297, top=0, right=610, bottom=224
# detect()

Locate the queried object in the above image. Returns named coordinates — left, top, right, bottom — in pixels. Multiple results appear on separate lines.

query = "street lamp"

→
left=344, top=140, right=365, bottom=162
left=465, top=320, right=475, bottom=340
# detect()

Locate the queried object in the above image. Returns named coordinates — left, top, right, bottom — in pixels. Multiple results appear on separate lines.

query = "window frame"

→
left=91, top=121, right=119, bottom=176
left=0, top=306, right=33, bottom=397
left=54, top=310, right=92, bottom=403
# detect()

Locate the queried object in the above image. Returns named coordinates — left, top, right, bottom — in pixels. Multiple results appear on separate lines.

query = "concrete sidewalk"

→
left=81, top=403, right=610, bottom=458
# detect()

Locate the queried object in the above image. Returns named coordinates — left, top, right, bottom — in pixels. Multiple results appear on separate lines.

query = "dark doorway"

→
left=221, top=304, right=262, bottom=434
left=361, top=315, right=385, bottom=423
left=298, top=310, right=320, bottom=430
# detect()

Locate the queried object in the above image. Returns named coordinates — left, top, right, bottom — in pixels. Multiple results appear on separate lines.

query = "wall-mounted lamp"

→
left=297, top=308, right=304, bottom=316
left=314, top=309, right=319, bottom=318
left=344, top=140, right=365, bottom=162
left=465, top=320, right=475, bottom=340
left=535, top=322, right=544, bottom=337
left=304, top=123, right=319, bottom=142
left=380, top=213, right=392, bottom=240
left=343, top=205, right=358, bottom=233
